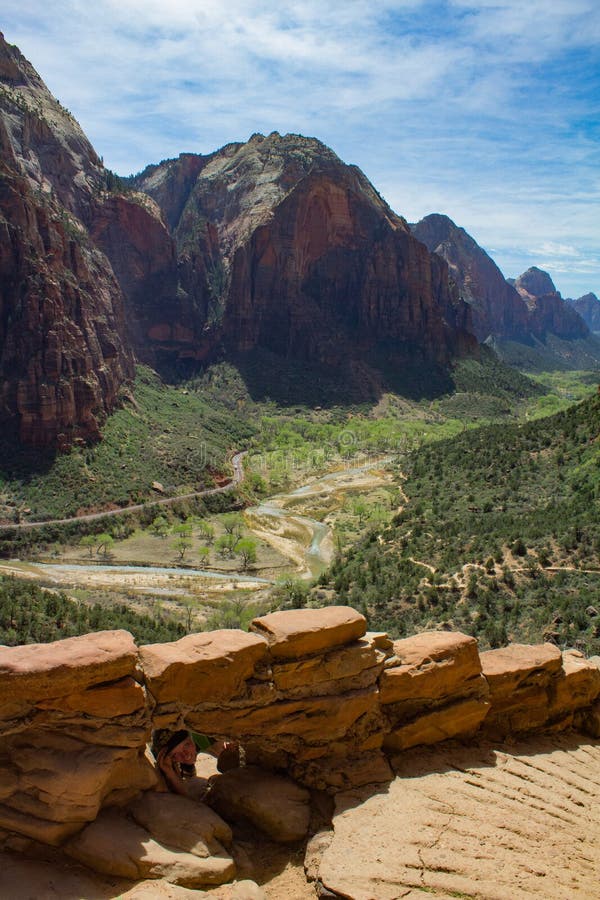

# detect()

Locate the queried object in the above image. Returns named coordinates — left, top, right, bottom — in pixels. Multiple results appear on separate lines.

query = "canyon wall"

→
left=1, top=606, right=599, bottom=860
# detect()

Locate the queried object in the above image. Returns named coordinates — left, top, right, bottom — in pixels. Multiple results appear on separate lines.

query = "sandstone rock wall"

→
left=1, top=607, right=599, bottom=850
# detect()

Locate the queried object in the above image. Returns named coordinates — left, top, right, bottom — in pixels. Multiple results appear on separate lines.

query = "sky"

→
left=3, top=1, right=599, bottom=298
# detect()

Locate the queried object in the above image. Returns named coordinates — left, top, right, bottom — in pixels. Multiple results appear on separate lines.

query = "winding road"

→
left=0, top=452, right=247, bottom=532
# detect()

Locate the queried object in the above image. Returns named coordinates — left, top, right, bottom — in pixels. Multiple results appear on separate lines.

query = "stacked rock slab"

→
left=0, top=630, right=154, bottom=845
left=141, top=608, right=394, bottom=793
left=380, top=631, right=491, bottom=751
left=481, top=643, right=600, bottom=738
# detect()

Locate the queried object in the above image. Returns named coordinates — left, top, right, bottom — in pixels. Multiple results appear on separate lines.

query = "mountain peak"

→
left=514, top=266, right=557, bottom=300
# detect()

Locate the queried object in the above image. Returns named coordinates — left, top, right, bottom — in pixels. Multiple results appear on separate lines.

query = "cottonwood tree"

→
left=237, top=538, right=257, bottom=571
left=96, top=533, right=114, bottom=557
left=221, top=513, right=244, bottom=536
left=173, top=537, right=192, bottom=560
left=80, top=535, right=96, bottom=558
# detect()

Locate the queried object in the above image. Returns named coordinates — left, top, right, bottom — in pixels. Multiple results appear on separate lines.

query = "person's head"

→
left=151, top=729, right=197, bottom=777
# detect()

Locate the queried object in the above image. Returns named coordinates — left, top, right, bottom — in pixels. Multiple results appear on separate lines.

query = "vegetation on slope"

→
left=0, top=366, right=255, bottom=521
left=319, top=390, right=600, bottom=654
left=0, top=576, right=185, bottom=645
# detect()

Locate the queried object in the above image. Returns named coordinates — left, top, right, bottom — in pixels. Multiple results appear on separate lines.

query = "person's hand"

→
left=157, top=747, right=177, bottom=777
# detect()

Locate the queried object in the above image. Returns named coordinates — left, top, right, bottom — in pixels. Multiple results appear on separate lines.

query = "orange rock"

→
left=139, top=630, right=268, bottom=705
left=291, top=751, right=393, bottom=793
left=384, top=696, right=491, bottom=751
left=549, top=650, right=600, bottom=718
left=0, top=631, right=138, bottom=714
left=187, top=688, right=377, bottom=746
left=65, top=808, right=236, bottom=885
left=249, top=606, right=366, bottom=660
left=480, top=642, right=563, bottom=737
left=480, top=642, right=562, bottom=699
left=36, top=675, right=145, bottom=717
left=380, top=631, right=482, bottom=706
left=208, top=766, right=311, bottom=842
left=271, top=635, right=384, bottom=696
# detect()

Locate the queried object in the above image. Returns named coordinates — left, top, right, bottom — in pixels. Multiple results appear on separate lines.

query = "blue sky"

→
left=3, top=0, right=599, bottom=297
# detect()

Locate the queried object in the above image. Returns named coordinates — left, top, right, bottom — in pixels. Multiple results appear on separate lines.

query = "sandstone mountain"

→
left=132, top=134, right=476, bottom=378
left=567, top=292, right=600, bottom=333
left=410, top=213, right=530, bottom=341
left=411, top=216, right=591, bottom=345
left=513, top=266, right=590, bottom=340
left=0, top=33, right=134, bottom=447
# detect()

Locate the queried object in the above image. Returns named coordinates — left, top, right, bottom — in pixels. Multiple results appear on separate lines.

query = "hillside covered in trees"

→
left=320, top=390, right=600, bottom=653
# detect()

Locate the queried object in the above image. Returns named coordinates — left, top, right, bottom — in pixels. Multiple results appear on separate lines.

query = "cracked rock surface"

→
left=317, top=734, right=600, bottom=899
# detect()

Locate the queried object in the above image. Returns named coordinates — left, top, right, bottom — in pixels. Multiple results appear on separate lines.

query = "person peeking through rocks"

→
left=151, top=729, right=240, bottom=799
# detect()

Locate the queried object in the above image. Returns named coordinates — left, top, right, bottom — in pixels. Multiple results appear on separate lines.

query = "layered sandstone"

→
left=0, top=630, right=154, bottom=845
left=1, top=610, right=599, bottom=880
left=380, top=631, right=490, bottom=751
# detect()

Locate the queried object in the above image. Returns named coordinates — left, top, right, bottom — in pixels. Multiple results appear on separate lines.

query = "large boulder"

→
left=480, top=642, right=562, bottom=736
left=139, top=631, right=268, bottom=709
left=0, top=630, right=138, bottom=721
left=65, top=808, right=236, bottom=886
left=380, top=631, right=490, bottom=750
left=208, top=766, right=311, bottom=843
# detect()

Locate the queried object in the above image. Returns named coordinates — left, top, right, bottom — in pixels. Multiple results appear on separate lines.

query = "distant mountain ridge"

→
left=410, top=214, right=530, bottom=341
left=567, top=292, right=600, bottom=333
left=411, top=217, right=591, bottom=344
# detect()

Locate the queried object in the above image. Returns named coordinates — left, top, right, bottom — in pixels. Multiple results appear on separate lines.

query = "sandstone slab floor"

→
left=318, top=734, right=600, bottom=900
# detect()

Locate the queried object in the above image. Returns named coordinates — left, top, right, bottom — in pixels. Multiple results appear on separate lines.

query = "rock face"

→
left=1, top=34, right=482, bottom=444
left=0, top=33, right=134, bottom=447
left=318, top=737, right=600, bottom=900
left=513, top=266, right=589, bottom=340
left=412, top=216, right=591, bottom=344
left=411, top=214, right=530, bottom=341
left=380, top=631, right=490, bottom=751
left=207, top=766, right=311, bottom=843
left=135, top=134, right=477, bottom=378
left=65, top=808, right=235, bottom=886
left=568, top=292, right=600, bottom=332
left=0, top=630, right=155, bottom=845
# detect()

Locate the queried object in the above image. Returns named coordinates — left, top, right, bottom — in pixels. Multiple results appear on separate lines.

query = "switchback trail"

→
left=1, top=452, right=246, bottom=532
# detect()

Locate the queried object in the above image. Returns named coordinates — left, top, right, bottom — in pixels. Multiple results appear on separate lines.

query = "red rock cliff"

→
left=136, top=133, right=476, bottom=373
left=0, top=33, right=134, bottom=447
